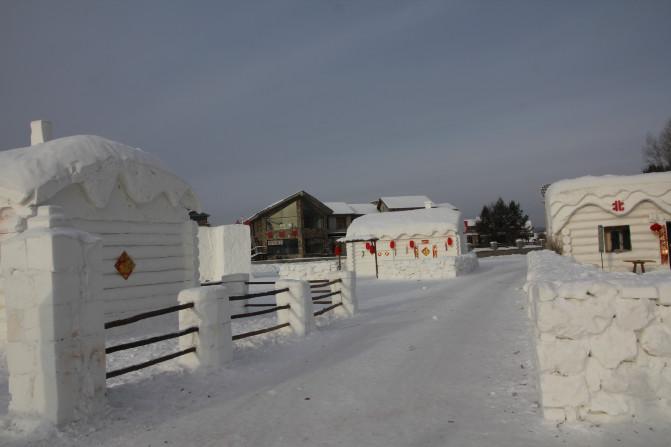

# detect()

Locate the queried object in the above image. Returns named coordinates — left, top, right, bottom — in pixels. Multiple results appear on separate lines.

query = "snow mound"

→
left=344, top=206, right=461, bottom=241
left=0, top=135, right=199, bottom=209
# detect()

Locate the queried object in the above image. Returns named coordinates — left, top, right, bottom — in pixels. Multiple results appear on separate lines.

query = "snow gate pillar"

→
left=220, top=273, right=250, bottom=316
left=275, top=279, right=314, bottom=336
left=330, top=270, right=357, bottom=317
left=1, top=206, right=105, bottom=425
left=178, top=285, right=232, bottom=369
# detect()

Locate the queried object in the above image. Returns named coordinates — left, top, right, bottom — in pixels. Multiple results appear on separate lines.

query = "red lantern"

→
left=390, top=240, right=396, bottom=249
left=334, top=245, right=342, bottom=256
left=266, top=231, right=273, bottom=239
left=409, top=240, right=415, bottom=248
left=369, top=246, right=375, bottom=254
left=651, top=223, right=662, bottom=232
left=447, top=237, right=453, bottom=246
left=365, top=242, right=371, bottom=250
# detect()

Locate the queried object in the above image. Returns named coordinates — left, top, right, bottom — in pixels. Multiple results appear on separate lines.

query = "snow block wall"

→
left=198, top=224, right=251, bottom=283
left=376, top=252, right=478, bottom=279
left=525, top=251, right=671, bottom=422
left=278, top=260, right=340, bottom=280
left=0, top=206, right=30, bottom=348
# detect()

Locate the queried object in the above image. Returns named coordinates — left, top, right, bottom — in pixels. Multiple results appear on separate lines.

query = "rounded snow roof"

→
left=545, top=172, right=671, bottom=235
left=0, top=135, right=199, bottom=210
left=344, top=207, right=462, bottom=241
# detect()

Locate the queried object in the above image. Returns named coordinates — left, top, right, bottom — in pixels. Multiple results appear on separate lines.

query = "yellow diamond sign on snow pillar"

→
left=421, top=247, right=431, bottom=257
left=114, top=251, right=136, bottom=280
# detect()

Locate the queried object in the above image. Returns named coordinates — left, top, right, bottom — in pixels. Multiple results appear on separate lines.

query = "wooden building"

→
left=245, top=191, right=333, bottom=260
left=324, top=202, right=378, bottom=250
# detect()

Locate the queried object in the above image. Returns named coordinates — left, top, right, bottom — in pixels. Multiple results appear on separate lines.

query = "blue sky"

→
left=2, top=0, right=671, bottom=226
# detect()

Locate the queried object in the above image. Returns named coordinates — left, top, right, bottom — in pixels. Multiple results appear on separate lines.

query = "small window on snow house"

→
left=604, top=225, right=631, bottom=252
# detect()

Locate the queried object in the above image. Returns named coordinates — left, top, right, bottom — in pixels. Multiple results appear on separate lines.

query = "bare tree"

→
left=643, top=118, right=671, bottom=172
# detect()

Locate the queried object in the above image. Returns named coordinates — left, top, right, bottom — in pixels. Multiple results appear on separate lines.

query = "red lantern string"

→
left=651, top=223, right=662, bottom=233
left=390, top=240, right=396, bottom=249
left=365, top=242, right=371, bottom=250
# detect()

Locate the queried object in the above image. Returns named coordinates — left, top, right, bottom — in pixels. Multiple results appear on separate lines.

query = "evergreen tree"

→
left=475, top=198, right=529, bottom=245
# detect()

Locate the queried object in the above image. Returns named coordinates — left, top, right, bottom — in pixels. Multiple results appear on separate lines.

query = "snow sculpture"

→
left=343, top=206, right=477, bottom=279
left=0, top=134, right=201, bottom=424
left=545, top=172, right=671, bottom=271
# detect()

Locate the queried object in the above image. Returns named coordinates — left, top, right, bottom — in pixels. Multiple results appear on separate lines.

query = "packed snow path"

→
left=3, top=256, right=670, bottom=446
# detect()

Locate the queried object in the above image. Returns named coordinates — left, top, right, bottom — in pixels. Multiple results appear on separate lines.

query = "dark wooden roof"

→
left=245, top=191, right=333, bottom=223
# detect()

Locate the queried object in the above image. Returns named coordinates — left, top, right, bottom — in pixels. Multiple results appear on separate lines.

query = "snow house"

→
left=342, top=204, right=478, bottom=279
left=0, top=132, right=201, bottom=348
left=544, top=172, right=671, bottom=272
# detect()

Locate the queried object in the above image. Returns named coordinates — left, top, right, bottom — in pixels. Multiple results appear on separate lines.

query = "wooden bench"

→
left=623, top=259, right=655, bottom=273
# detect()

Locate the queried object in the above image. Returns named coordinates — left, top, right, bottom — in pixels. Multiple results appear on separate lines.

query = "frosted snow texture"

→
left=0, top=135, right=199, bottom=210
left=344, top=206, right=462, bottom=241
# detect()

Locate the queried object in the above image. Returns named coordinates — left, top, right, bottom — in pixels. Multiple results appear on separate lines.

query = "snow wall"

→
left=346, top=239, right=477, bottom=279
left=524, top=250, right=671, bottom=423
left=278, top=259, right=340, bottom=280
left=198, top=224, right=251, bottom=282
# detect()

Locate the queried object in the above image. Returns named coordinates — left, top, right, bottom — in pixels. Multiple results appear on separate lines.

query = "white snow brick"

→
left=537, top=282, right=557, bottom=302
left=1, top=212, right=105, bottom=425
left=178, top=285, right=232, bottom=369
left=558, top=281, right=596, bottom=300
left=543, top=407, right=566, bottom=422
left=590, top=325, right=637, bottom=369
left=275, top=279, right=314, bottom=336
left=589, top=392, right=630, bottom=417
left=220, top=273, right=249, bottom=316
left=330, top=270, right=357, bottom=317
left=537, top=296, right=615, bottom=339
left=614, top=297, right=654, bottom=331
left=656, top=282, right=671, bottom=305
left=657, top=366, right=671, bottom=400
left=585, top=357, right=612, bottom=393
left=540, top=374, right=589, bottom=408
left=537, top=339, right=590, bottom=375
left=620, top=286, right=658, bottom=300
left=640, top=324, right=671, bottom=357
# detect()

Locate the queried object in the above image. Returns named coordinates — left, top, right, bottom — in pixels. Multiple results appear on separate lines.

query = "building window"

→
left=266, top=239, right=298, bottom=256
left=305, top=238, right=325, bottom=255
left=604, top=225, right=631, bottom=252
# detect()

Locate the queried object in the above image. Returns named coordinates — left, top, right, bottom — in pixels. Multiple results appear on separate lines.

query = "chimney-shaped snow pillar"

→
left=30, top=120, right=53, bottom=145
left=424, top=201, right=433, bottom=209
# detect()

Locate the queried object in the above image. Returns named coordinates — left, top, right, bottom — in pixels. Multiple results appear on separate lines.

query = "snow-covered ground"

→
left=2, top=256, right=670, bottom=446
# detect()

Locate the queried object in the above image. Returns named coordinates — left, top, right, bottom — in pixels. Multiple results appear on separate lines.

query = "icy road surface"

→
left=3, top=255, right=670, bottom=446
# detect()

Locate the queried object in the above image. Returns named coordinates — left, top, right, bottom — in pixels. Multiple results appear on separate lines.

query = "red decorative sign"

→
left=409, top=240, right=415, bottom=248
left=266, top=231, right=273, bottom=239
left=389, top=240, right=396, bottom=249
left=278, top=230, right=286, bottom=238
left=447, top=237, right=453, bottom=246
left=334, top=246, right=342, bottom=256
left=114, top=251, right=136, bottom=280
left=611, top=200, right=625, bottom=212
left=651, top=223, right=662, bottom=232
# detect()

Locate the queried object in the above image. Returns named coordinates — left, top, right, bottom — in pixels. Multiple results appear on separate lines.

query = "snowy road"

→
left=4, top=255, right=670, bottom=446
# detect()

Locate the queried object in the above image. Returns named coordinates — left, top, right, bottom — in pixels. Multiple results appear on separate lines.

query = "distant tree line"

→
left=643, top=118, right=671, bottom=172
left=476, top=198, right=530, bottom=245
